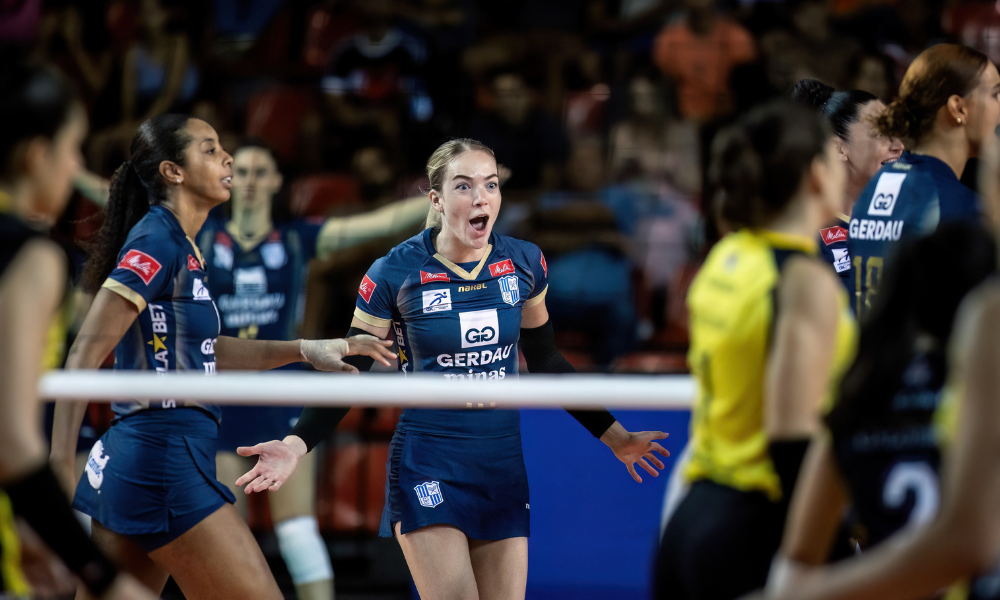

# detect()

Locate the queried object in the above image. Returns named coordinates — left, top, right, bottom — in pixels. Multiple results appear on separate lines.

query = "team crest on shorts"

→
left=86, top=440, right=111, bottom=490
left=414, top=481, right=444, bottom=508
left=498, top=275, right=519, bottom=306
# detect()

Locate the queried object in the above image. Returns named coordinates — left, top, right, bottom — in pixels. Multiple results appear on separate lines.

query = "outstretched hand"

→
left=235, top=438, right=304, bottom=494
left=601, top=424, right=670, bottom=483
left=300, top=335, right=395, bottom=373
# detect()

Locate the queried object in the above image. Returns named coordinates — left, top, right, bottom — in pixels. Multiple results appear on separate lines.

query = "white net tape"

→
left=39, top=372, right=695, bottom=409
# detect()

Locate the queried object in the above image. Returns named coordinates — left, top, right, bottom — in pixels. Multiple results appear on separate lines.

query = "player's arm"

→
left=51, top=287, right=139, bottom=494
left=2, top=266, right=138, bottom=599
left=765, top=257, right=840, bottom=500
left=520, top=299, right=669, bottom=483
left=236, top=317, right=392, bottom=495
left=765, top=433, right=850, bottom=595
left=764, top=288, right=1000, bottom=600
left=214, top=334, right=393, bottom=372
left=315, top=195, right=428, bottom=259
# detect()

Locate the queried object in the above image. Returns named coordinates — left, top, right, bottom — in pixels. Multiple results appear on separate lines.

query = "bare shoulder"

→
left=0, top=238, right=65, bottom=301
left=778, top=255, right=840, bottom=315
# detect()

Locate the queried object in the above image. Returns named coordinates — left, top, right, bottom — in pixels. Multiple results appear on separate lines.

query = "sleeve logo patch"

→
left=867, top=172, right=907, bottom=217
left=359, top=274, right=377, bottom=303
left=540, top=252, right=547, bottom=277
left=187, top=254, right=202, bottom=271
left=420, top=271, right=450, bottom=284
left=820, top=226, right=848, bottom=245
left=488, top=259, right=515, bottom=277
left=118, top=249, right=162, bottom=285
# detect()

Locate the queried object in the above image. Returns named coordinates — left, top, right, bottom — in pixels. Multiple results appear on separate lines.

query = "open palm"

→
left=613, top=431, right=670, bottom=483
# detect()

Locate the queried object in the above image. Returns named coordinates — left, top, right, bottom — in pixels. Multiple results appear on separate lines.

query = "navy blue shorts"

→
left=216, top=405, right=302, bottom=453
left=379, top=429, right=530, bottom=540
left=73, top=408, right=236, bottom=552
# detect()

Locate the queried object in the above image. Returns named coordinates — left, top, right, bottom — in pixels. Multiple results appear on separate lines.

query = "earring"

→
left=176, top=178, right=181, bottom=183
left=958, top=118, right=963, bottom=124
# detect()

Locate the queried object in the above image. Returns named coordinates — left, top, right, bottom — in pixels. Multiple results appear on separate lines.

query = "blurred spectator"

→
left=652, top=0, right=756, bottom=123
left=321, top=0, right=431, bottom=163
left=467, top=68, right=570, bottom=192
left=36, top=5, right=115, bottom=112
left=122, top=0, right=199, bottom=123
left=0, top=0, right=41, bottom=43
left=850, top=53, right=894, bottom=101
left=609, top=72, right=701, bottom=196
left=352, top=145, right=400, bottom=205
left=535, top=137, right=637, bottom=367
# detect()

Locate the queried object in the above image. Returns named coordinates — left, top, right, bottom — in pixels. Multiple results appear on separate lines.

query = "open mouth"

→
left=222, top=176, right=233, bottom=189
left=881, top=158, right=898, bottom=165
left=469, top=215, right=489, bottom=234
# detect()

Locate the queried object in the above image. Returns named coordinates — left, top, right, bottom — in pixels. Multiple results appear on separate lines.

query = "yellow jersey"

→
left=684, top=229, right=857, bottom=500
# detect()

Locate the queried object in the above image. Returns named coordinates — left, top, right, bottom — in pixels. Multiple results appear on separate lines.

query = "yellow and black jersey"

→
left=684, top=229, right=857, bottom=500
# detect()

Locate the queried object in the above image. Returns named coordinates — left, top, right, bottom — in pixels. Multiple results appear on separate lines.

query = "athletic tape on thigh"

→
left=275, top=516, right=334, bottom=584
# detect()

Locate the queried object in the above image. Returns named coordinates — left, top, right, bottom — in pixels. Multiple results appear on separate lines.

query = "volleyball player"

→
left=205, top=141, right=427, bottom=600
left=754, top=221, right=995, bottom=598
left=0, top=60, right=154, bottom=599
left=654, top=100, right=856, bottom=600
left=236, top=137, right=670, bottom=600
left=746, top=137, right=1000, bottom=600
left=49, top=113, right=397, bottom=598
left=791, top=79, right=904, bottom=286
left=849, top=44, right=1000, bottom=319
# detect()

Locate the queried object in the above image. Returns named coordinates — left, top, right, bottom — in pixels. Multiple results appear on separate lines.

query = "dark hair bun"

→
left=792, top=79, right=836, bottom=110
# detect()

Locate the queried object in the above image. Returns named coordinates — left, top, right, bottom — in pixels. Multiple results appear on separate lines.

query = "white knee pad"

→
left=275, top=516, right=334, bottom=585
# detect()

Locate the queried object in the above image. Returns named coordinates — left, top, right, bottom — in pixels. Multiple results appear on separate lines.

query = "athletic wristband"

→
left=3, top=464, right=118, bottom=596
left=520, top=320, right=617, bottom=438
left=288, top=327, right=377, bottom=451
left=768, top=438, right=811, bottom=502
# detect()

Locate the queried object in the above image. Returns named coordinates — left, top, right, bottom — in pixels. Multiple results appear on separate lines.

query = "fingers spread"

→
left=646, top=453, right=665, bottom=470
left=651, top=443, right=671, bottom=458
left=638, top=458, right=658, bottom=477
left=235, top=468, right=258, bottom=487
left=646, top=431, right=669, bottom=441
left=627, top=463, right=641, bottom=483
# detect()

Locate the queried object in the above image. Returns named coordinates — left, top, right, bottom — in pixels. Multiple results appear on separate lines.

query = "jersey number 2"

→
left=882, top=461, right=939, bottom=530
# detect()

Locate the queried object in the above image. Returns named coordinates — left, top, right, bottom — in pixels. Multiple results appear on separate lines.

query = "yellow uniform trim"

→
left=354, top=307, right=391, bottom=328
left=224, top=220, right=270, bottom=253
left=836, top=212, right=850, bottom=222
left=0, top=491, right=29, bottom=596
left=102, top=278, right=147, bottom=312
left=433, top=245, right=493, bottom=281
left=186, top=236, right=206, bottom=268
left=523, top=285, right=548, bottom=308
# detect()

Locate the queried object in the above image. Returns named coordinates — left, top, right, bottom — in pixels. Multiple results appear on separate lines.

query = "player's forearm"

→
left=788, top=514, right=980, bottom=600
left=50, top=400, right=88, bottom=491
left=316, top=195, right=427, bottom=258
left=214, top=336, right=302, bottom=371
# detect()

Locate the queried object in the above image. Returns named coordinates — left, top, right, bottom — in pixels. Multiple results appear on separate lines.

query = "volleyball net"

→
left=38, top=372, right=695, bottom=409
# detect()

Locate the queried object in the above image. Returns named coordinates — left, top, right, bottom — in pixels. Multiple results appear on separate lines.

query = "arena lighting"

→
left=39, top=372, right=695, bottom=409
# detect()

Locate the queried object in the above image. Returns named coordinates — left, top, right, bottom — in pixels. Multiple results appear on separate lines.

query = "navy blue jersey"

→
left=196, top=218, right=322, bottom=343
left=832, top=351, right=943, bottom=550
left=818, top=217, right=851, bottom=296
left=354, top=229, right=548, bottom=436
left=101, top=206, right=221, bottom=421
left=848, top=152, right=979, bottom=317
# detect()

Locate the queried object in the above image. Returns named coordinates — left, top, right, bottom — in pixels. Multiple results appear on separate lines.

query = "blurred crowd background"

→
left=4, top=0, right=1000, bottom=596
left=9, top=0, right=1000, bottom=371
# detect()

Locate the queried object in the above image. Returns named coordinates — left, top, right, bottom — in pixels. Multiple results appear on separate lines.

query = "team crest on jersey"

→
left=832, top=248, right=851, bottom=273
left=359, top=275, right=377, bottom=303
left=499, top=275, right=520, bottom=306
left=489, top=259, right=515, bottom=277
left=193, top=278, right=212, bottom=300
left=187, top=254, right=202, bottom=271
left=414, top=481, right=444, bottom=508
left=261, top=242, right=287, bottom=269
left=820, top=227, right=847, bottom=245
left=421, top=271, right=449, bottom=284
left=85, top=440, right=110, bottom=490
left=118, top=249, right=162, bottom=285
